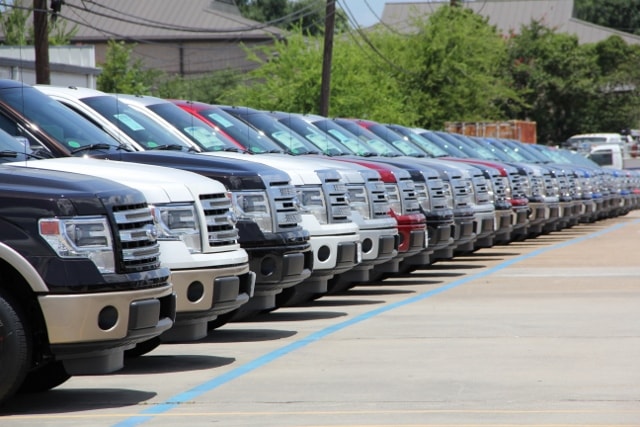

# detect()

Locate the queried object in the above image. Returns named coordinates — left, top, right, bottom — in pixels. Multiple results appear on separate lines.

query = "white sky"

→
left=338, top=0, right=439, bottom=28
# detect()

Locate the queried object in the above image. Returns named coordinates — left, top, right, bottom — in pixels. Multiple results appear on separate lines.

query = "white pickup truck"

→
left=588, top=143, right=640, bottom=170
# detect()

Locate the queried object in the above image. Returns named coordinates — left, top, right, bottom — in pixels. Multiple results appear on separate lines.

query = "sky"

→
left=337, top=0, right=423, bottom=28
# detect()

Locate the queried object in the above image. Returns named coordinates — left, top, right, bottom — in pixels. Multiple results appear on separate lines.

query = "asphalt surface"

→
left=3, top=211, right=640, bottom=427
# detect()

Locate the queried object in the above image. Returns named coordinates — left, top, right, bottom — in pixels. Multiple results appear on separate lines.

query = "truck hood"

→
left=5, top=157, right=225, bottom=203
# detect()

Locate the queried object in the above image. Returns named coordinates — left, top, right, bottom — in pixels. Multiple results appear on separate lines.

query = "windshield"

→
left=83, top=96, right=192, bottom=151
left=146, top=103, right=240, bottom=152
left=417, top=130, right=468, bottom=158
left=274, top=115, right=349, bottom=155
left=0, top=86, right=120, bottom=152
left=334, top=119, right=403, bottom=156
left=390, top=125, right=449, bottom=157
left=365, top=123, right=424, bottom=156
left=312, top=119, right=377, bottom=156
left=197, top=107, right=271, bottom=153
left=227, top=111, right=316, bottom=155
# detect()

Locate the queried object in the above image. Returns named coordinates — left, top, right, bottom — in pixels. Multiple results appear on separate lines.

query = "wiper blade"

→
left=151, top=144, right=186, bottom=151
left=0, top=150, right=17, bottom=158
left=69, top=143, right=113, bottom=154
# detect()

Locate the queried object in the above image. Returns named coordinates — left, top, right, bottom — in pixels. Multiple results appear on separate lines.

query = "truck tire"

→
left=0, top=292, right=31, bottom=404
left=18, top=361, right=70, bottom=393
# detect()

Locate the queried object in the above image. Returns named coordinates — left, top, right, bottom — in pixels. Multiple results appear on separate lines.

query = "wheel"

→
left=18, top=361, right=70, bottom=394
left=124, top=336, right=161, bottom=358
left=0, top=292, right=31, bottom=404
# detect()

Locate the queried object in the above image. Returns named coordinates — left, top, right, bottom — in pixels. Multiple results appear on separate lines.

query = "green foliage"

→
left=220, top=30, right=409, bottom=123
left=222, top=4, right=639, bottom=142
left=394, top=6, right=520, bottom=129
left=151, top=70, right=241, bottom=104
left=505, top=21, right=601, bottom=143
left=0, top=0, right=78, bottom=46
left=97, top=40, right=160, bottom=94
left=236, top=0, right=349, bottom=35
left=575, top=0, right=640, bottom=35
left=0, top=0, right=31, bottom=45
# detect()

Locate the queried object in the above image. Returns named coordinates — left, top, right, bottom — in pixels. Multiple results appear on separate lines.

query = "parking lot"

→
left=2, top=211, right=640, bottom=427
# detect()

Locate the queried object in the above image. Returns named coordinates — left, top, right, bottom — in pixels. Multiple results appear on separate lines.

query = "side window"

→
left=0, top=111, right=50, bottom=154
left=0, top=111, right=18, bottom=136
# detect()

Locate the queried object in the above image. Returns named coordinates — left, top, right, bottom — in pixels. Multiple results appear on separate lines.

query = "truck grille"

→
left=450, top=177, right=474, bottom=208
left=426, top=177, right=449, bottom=210
left=365, top=176, right=390, bottom=218
left=268, top=182, right=302, bottom=231
left=398, top=178, right=421, bottom=214
left=112, top=202, right=162, bottom=273
left=322, top=177, right=351, bottom=223
left=544, top=172, right=559, bottom=197
left=491, top=175, right=508, bottom=201
left=527, top=173, right=544, bottom=197
left=472, top=175, right=492, bottom=205
left=199, top=193, right=239, bottom=246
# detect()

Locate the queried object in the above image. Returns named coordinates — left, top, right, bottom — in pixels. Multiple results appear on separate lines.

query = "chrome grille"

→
left=450, top=177, right=474, bottom=208
left=491, top=175, right=508, bottom=200
left=398, top=178, right=421, bottom=214
left=366, top=178, right=391, bottom=218
left=472, top=175, right=491, bottom=205
left=322, top=177, right=351, bottom=223
left=199, top=193, right=239, bottom=246
left=268, top=182, right=302, bottom=230
left=427, top=177, right=449, bottom=210
left=112, top=202, right=161, bottom=272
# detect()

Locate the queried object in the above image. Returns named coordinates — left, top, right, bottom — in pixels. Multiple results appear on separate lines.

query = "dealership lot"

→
left=3, top=211, right=640, bottom=427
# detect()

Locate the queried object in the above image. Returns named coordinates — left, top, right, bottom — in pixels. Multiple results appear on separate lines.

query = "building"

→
left=57, top=0, right=285, bottom=76
left=380, top=0, right=640, bottom=45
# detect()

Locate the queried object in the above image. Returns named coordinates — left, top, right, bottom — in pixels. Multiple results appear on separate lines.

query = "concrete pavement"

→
left=3, top=211, right=640, bottom=426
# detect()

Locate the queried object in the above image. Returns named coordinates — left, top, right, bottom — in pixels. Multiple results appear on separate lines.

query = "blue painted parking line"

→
left=113, top=219, right=638, bottom=427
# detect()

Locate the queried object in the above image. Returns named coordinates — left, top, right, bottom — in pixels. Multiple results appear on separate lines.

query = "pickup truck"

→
left=111, top=97, right=363, bottom=302
left=0, top=155, right=175, bottom=404
left=8, top=157, right=254, bottom=342
left=4, top=82, right=312, bottom=323
left=588, top=143, right=640, bottom=170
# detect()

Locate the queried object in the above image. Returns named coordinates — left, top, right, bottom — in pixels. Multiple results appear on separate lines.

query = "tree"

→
left=236, top=0, right=349, bottom=36
left=220, top=29, right=409, bottom=123
left=393, top=6, right=520, bottom=129
left=97, top=40, right=160, bottom=94
left=152, top=70, right=241, bottom=104
left=0, top=0, right=77, bottom=45
left=505, top=21, right=602, bottom=143
left=575, top=0, right=640, bottom=35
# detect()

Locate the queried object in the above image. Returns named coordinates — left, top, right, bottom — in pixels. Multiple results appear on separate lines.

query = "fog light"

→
left=261, top=256, right=276, bottom=276
left=187, top=281, right=204, bottom=302
left=317, top=245, right=330, bottom=262
left=361, top=238, right=373, bottom=253
left=98, top=306, right=118, bottom=330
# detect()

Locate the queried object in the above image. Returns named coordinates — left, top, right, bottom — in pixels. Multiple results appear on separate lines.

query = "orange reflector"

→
left=39, top=220, right=60, bottom=235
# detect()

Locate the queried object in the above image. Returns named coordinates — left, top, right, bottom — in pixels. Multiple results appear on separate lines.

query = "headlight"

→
left=39, top=216, right=115, bottom=273
left=348, top=185, right=370, bottom=219
left=151, top=203, right=202, bottom=253
left=231, top=191, right=273, bottom=232
left=297, top=186, right=328, bottom=224
left=414, top=182, right=430, bottom=212
left=385, top=184, right=402, bottom=215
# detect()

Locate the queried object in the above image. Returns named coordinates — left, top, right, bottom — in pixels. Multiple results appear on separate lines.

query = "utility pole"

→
left=34, top=0, right=50, bottom=84
left=319, top=0, right=335, bottom=117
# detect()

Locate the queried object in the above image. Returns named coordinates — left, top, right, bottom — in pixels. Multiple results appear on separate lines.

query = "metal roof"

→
left=58, top=0, right=285, bottom=42
left=380, top=0, right=640, bottom=45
